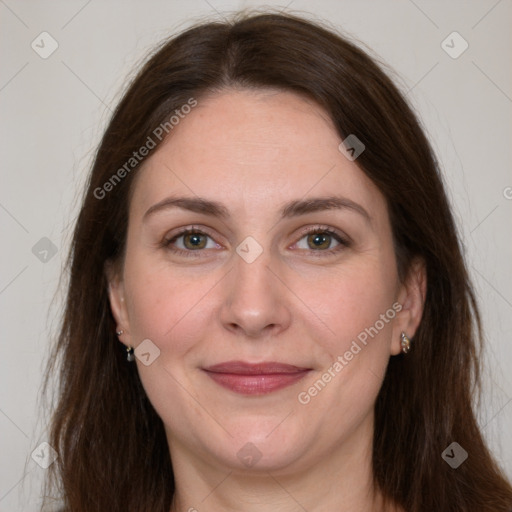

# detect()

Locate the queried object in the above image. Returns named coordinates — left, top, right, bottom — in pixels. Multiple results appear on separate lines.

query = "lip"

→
left=203, top=361, right=312, bottom=395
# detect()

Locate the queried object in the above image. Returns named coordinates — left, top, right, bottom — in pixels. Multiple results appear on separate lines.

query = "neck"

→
left=167, top=412, right=397, bottom=512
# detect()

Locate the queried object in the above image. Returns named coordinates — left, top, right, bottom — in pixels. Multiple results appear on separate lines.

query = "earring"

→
left=116, top=328, right=134, bottom=361
left=400, top=332, right=411, bottom=354
left=126, top=346, right=135, bottom=362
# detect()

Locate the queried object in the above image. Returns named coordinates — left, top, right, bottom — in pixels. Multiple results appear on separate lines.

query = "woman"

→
left=41, top=11, right=512, bottom=512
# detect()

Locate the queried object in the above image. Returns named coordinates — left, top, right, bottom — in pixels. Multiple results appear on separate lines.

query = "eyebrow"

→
left=143, top=195, right=372, bottom=224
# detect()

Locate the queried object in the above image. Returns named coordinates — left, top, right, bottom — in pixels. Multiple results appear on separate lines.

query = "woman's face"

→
left=108, top=89, right=424, bottom=474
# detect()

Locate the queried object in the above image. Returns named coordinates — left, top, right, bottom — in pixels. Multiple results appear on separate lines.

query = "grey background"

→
left=1, top=0, right=511, bottom=510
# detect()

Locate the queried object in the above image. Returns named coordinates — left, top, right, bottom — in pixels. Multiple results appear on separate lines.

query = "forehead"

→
left=129, top=89, right=388, bottom=223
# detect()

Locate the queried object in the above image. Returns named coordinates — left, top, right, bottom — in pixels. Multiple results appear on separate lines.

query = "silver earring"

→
left=116, top=329, right=124, bottom=336
left=126, top=346, right=135, bottom=362
left=400, top=332, right=411, bottom=354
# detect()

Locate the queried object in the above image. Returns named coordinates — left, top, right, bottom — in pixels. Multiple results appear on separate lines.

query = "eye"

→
left=293, top=226, right=350, bottom=255
left=162, top=228, right=220, bottom=256
left=162, top=225, right=350, bottom=258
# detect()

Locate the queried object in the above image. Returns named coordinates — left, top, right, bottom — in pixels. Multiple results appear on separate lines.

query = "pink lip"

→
left=203, top=361, right=311, bottom=395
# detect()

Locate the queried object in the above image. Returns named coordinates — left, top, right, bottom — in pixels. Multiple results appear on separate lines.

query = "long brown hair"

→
left=41, top=11, right=512, bottom=512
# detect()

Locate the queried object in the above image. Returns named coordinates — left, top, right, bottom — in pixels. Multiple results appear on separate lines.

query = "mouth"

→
left=202, top=361, right=312, bottom=395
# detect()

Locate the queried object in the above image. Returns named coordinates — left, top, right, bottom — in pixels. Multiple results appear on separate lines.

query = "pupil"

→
left=186, top=233, right=205, bottom=249
left=310, top=233, right=330, bottom=249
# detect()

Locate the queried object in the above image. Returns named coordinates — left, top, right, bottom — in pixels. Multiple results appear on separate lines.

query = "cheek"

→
left=121, top=257, right=221, bottom=430
left=122, top=254, right=220, bottom=355
left=297, top=255, right=399, bottom=360
left=294, top=261, right=398, bottom=423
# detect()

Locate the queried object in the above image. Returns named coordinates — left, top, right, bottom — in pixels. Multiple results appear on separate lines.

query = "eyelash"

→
left=162, top=225, right=350, bottom=258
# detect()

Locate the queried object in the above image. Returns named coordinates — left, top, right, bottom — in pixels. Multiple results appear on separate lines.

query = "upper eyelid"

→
left=165, top=226, right=218, bottom=243
left=294, top=224, right=349, bottom=242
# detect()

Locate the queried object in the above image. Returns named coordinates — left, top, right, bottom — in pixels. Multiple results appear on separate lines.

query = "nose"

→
left=219, top=249, right=292, bottom=339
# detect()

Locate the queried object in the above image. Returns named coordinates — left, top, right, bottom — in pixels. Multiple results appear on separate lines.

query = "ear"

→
left=390, top=258, right=427, bottom=355
left=105, top=260, right=131, bottom=345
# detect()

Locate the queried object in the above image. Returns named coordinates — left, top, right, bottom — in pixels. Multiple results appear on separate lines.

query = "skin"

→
left=108, top=89, right=426, bottom=512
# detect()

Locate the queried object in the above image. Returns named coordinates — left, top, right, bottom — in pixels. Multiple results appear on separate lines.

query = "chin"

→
left=210, top=419, right=312, bottom=473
